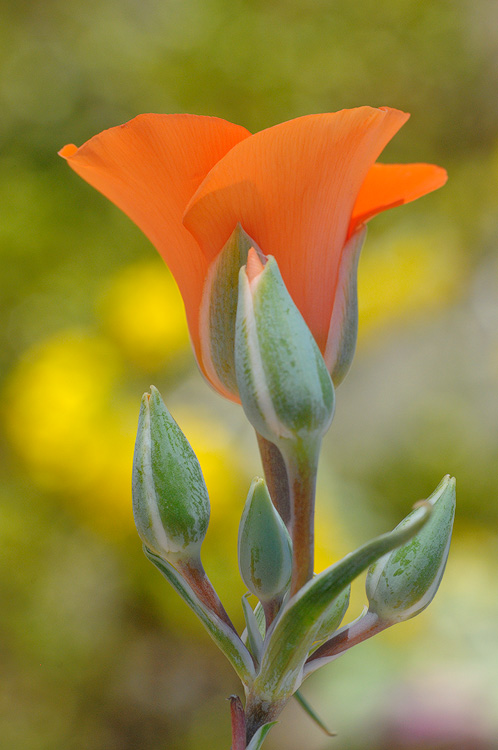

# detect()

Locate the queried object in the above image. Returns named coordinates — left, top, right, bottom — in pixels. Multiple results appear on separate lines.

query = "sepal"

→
left=198, top=224, right=262, bottom=398
left=324, top=226, right=366, bottom=385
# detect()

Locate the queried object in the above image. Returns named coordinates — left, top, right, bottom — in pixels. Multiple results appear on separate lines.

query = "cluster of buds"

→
left=131, top=246, right=455, bottom=748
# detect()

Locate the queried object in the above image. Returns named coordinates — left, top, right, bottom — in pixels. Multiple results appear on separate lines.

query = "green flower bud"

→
left=366, top=475, right=456, bottom=624
left=132, top=386, right=210, bottom=564
left=238, top=477, right=293, bottom=602
left=235, top=252, right=335, bottom=448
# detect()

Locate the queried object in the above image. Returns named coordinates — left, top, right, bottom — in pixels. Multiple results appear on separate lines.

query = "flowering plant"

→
left=61, top=107, right=454, bottom=749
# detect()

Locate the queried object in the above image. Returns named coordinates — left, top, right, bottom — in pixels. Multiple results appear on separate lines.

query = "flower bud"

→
left=235, top=252, right=335, bottom=447
left=132, top=385, right=210, bottom=564
left=238, top=477, right=292, bottom=602
left=366, top=475, right=455, bottom=624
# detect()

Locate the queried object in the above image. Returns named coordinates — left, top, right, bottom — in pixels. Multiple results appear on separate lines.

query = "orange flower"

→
left=60, top=108, right=446, bottom=399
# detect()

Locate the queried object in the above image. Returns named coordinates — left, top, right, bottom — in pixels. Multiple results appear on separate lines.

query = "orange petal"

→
left=183, top=107, right=409, bottom=351
left=350, top=162, right=448, bottom=235
left=59, top=114, right=251, bottom=360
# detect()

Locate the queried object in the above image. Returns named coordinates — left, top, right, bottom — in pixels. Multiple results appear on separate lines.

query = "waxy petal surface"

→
left=60, top=114, right=251, bottom=358
left=183, top=107, right=409, bottom=351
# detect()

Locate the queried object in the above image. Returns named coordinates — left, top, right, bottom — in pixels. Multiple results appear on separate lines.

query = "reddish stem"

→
left=229, top=695, right=246, bottom=750
left=176, top=557, right=237, bottom=634
left=306, top=611, right=387, bottom=669
left=286, top=443, right=319, bottom=597
left=256, top=433, right=291, bottom=527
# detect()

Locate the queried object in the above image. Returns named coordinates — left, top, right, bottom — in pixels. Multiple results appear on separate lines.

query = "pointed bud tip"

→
left=246, top=247, right=266, bottom=284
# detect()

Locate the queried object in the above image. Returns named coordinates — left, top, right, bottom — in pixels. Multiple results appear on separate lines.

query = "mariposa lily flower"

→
left=60, top=107, right=446, bottom=398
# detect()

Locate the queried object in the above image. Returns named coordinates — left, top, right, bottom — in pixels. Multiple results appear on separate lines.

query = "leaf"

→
left=251, top=502, right=431, bottom=702
left=294, top=690, right=336, bottom=736
left=246, top=721, right=278, bottom=750
left=144, top=547, right=255, bottom=684
left=311, top=584, right=350, bottom=650
left=241, top=593, right=264, bottom=663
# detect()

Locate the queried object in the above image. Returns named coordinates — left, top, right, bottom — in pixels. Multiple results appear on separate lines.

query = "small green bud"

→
left=238, top=478, right=293, bottom=602
left=132, top=386, right=210, bottom=564
left=235, top=253, right=335, bottom=448
left=366, top=475, right=456, bottom=624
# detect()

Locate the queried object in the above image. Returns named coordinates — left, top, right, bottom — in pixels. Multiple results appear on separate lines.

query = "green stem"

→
left=256, top=433, right=291, bottom=527
left=284, top=441, right=320, bottom=597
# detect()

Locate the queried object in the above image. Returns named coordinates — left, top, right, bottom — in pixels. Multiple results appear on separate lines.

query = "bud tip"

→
left=246, top=247, right=265, bottom=284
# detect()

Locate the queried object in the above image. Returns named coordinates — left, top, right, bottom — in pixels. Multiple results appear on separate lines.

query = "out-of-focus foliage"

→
left=1, top=0, right=497, bottom=748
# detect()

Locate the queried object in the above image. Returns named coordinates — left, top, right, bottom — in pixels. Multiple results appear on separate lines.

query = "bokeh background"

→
left=1, top=0, right=498, bottom=748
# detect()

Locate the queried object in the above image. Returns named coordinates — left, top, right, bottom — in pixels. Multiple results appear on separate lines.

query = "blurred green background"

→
left=1, top=0, right=498, bottom=748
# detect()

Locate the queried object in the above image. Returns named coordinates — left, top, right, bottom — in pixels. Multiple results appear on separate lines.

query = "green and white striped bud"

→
left=235, top=251, right=335, bottom=449
left=238, top=477, right=293, bottom=602
left=132, top=385, right=210, bottom=564
left=366, top=475, right=456, bottom=624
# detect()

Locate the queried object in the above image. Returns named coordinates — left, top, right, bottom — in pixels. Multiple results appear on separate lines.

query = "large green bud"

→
left=234, top=251, right=335, bottom=450
left=366, top=475, right=456, bottom=624
left=132, top=386, right=210, bottom=564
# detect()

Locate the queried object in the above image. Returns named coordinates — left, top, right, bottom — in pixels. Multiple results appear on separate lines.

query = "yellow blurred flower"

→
left=3, top=331, right=135, bottom=536
left=358, top=228, right=464, bottom=338
left=98, top=260, right=190, bottom=372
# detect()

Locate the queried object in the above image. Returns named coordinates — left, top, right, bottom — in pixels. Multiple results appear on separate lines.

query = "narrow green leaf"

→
left=242, top=594, right=264, bottom=663
left=294, top=691, right=336, bottom=736
left=252, top=502, right=431, bottom=702
left=253, top=600, right=266, bottom=638
left=144, top=547, right=255, bottom=685
left=246, top=721, right=278, bottom=750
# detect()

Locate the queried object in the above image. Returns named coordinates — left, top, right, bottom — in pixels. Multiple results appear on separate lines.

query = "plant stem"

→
left=304, top=611, right=387, bottom=673
left=229, top=695, right=246, bottom=750
left=176, top=556, right=238, bottom=634
left=256, top=433, right=291, bottom=526
left=244, top=693, right=286, bottom=745
left=262, top=596, right=283, bottom=631
left=285, top=441, right=320, bottom=597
